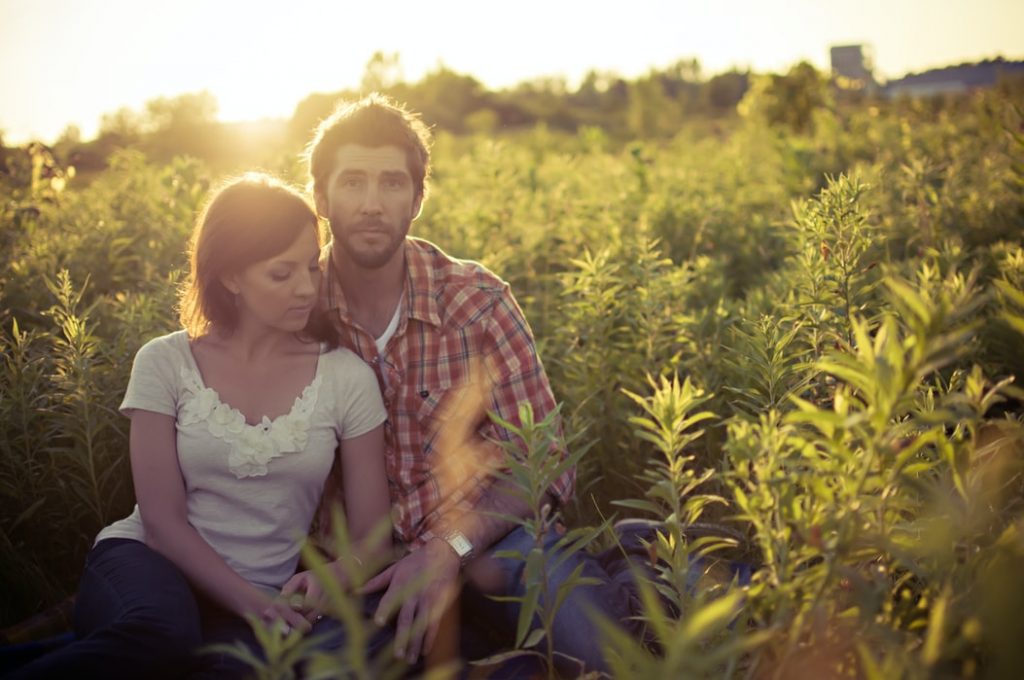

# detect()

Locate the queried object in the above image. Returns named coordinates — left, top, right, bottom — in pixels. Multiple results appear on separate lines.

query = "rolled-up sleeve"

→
left=478, top=284, right=575, bottom=507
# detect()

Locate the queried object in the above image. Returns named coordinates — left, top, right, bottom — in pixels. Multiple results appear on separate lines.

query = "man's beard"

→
left=330, top=215, right=409, bottom=270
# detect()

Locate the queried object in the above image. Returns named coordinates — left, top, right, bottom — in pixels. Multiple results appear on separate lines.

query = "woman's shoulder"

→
left=317, top=347, right=378, bottom=394
left=318, top=345, right=373, bottom=374
left=133, top=329, right=191, bottom=366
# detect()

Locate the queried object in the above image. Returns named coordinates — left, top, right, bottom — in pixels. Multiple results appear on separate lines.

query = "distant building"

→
left=830, top=44, right=878, bottom=92
left=883, top=57, right=1024, bottom=98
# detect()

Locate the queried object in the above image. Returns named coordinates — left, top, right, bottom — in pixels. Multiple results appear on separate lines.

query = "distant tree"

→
left=55, top=125, right=81, bottom=147
left=98, top=107, right=144, bottom=146
left=706, top=70, right=750, bottom=113
left=465, top=108, right=500, bottom=135
left=144, top=91, right=218, bottom=132
left=628, top=72, right=680, bottom=138
left=53, top=125, right=83, bottom=171
left=142, top=91, right=222, bottom=162
left=666, top=58, right=702, bottom=84
left=290, top=92, right=350, bottom=144
left=0, top=130, right=9, bottom=179
left=484, top=95, right=533, bottom=129
left=574, top=70, right=610, bottom=108
left=568, top=70, right=630, bottom=131
left=406, top=65, right=487, bottom=132
left=508, top=76, right=577, bottom=130
left=739, top=61, right=832, bottom=133
left=361, top=51, right=404, bottom=93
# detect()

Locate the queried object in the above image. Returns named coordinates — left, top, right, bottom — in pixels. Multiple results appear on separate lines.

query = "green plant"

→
left=479, top=403, right=603, bottom=679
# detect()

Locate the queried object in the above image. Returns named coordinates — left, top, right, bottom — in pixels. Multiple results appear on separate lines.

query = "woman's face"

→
left=224, top=224, right=322, bottom=334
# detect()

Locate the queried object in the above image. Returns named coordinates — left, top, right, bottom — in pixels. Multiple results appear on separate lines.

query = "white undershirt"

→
left=375, top=296, right=403, bottom=355
left=374, top=297, right=404, bottom=390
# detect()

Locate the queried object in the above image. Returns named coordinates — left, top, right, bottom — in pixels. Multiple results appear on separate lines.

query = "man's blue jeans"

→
left=460, top=525, right=639, bottom=676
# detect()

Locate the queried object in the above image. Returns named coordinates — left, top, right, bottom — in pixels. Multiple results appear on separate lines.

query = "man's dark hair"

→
left=306, top=93, right=432, bottom=203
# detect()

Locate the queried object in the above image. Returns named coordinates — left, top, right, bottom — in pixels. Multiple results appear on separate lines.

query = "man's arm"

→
left=427, top=283, right=574, bottom=541
left=362, top=283, right=573, bottom=663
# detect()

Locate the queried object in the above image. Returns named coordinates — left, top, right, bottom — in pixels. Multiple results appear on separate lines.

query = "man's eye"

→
left=271, top=272, right=290, bottom=282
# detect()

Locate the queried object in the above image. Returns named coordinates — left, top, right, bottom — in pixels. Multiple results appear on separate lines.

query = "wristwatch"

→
left=440, top=528, right=474, bottom=564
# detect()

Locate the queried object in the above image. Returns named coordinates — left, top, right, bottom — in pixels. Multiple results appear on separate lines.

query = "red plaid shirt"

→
left=320, top=237, right=574, bottom=548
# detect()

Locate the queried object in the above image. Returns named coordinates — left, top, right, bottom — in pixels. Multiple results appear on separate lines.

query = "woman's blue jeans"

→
left=7, top=538, right=280, bottom=679
left=9, top=528, right=640, bottom=678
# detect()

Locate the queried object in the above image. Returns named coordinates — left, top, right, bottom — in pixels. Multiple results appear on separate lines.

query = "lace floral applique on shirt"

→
left=179, top=367, right=321, bottom=478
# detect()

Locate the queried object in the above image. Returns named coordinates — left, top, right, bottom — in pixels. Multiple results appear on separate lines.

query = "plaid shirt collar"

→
left=322, top=237, right=443, bottom=330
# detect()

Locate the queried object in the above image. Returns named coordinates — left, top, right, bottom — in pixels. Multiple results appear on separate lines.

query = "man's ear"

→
left=314, top=191, right=328, bottom=218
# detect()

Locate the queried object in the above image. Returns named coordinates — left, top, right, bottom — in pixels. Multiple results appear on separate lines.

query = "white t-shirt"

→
left=96, top=330, right=386, bottom=591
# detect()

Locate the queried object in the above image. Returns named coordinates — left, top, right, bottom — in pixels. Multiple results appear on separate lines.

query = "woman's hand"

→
left=258, top=596, right=313, bottom=634
left=280, top=562, right=349, bottom=623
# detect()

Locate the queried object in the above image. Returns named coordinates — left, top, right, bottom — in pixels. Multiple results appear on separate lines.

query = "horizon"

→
left=2, top=0, right=1023, bottom=145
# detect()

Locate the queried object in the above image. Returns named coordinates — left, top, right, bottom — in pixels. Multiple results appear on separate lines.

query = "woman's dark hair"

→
left=178, top=172, right=322, bottom=338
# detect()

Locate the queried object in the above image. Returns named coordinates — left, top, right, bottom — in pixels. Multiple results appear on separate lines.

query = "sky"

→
left=1, top=0, right=1022, bottom=144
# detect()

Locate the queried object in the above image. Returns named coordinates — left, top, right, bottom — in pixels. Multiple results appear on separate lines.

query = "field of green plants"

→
left=3, top=79, right=1024, bottom=678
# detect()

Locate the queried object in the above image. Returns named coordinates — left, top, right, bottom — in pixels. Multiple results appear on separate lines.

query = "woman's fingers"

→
left=280, top=573, right=304, bottom=597
left=272, top=600, right=312, bottom=633
left=302, top=581, right=326, bottom=622
left=283, top=606, right=312, bottom=633
left=261, top=596, right=313, bottom=634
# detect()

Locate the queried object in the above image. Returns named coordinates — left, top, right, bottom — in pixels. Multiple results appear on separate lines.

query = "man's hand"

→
left=362, top=538, right=461, bottom=663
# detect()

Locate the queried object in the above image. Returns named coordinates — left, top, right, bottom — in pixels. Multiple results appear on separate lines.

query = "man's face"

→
left=317, top=144, right=422, bottom=270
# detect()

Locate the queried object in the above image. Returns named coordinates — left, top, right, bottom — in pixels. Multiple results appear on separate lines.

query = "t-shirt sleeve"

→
left=119, top=336, right=180, bottom=418
left=332, top=351, right=387, bottom=440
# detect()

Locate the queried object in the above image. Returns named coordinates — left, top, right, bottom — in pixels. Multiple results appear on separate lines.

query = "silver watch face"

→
left=447, top=531, right=472, bottom=557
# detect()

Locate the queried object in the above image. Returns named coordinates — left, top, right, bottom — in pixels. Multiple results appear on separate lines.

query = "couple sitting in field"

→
left=12, top=95, right=650, bottom=679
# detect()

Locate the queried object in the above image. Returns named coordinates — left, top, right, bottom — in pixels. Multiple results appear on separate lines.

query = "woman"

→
left=12, top=173, right=390, bottom=679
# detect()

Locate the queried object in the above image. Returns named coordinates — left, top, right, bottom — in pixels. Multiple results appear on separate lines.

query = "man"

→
left=308, top=93, right=635, bottom=675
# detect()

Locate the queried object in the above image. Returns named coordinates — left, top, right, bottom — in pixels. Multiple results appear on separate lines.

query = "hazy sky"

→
left=2, top=0, right=1022, bottom=143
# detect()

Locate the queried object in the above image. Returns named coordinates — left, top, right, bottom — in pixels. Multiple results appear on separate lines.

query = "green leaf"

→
left=611, top=499, right=662, bottom=515
left=922, top=583, right=950, bottom=666
left=857, top=643, right=886, bottom=680
left=680, top=590, right=743, bottom=641
left=10, top=496, right=46, bottom=533
left=522, top=627, right=546, bottom=649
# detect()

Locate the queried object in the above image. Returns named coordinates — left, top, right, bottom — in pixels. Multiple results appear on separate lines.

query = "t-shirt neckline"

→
left=176, top=331, right=325, bottom=428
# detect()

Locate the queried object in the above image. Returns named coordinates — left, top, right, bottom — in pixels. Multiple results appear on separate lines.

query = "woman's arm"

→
left=338, top=423, right=391, bottom=564
left=130, top=409, right=309, bottom=631
left=282, top=424, right=390, bottom=616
